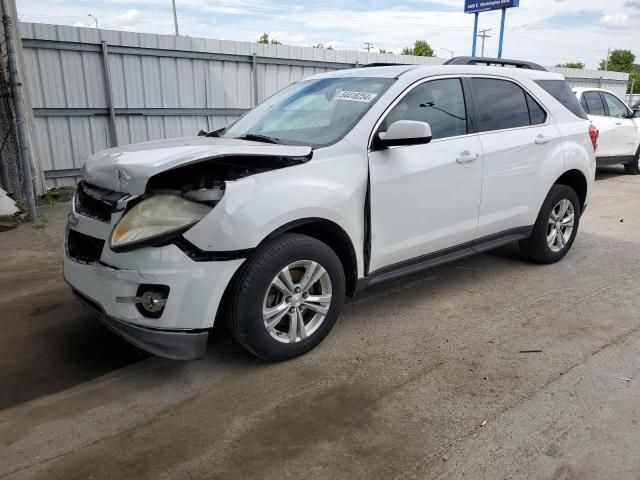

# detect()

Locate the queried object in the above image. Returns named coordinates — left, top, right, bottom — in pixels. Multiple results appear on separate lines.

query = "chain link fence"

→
left=0, top=53, right=23, bottom=203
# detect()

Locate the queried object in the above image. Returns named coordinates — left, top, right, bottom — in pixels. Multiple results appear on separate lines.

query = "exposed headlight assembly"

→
left=110, top=195, right=211, bottom=251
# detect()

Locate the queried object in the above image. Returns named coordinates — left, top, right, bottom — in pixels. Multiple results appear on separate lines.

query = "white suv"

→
left=574, top=88, right=640, bottom=174
left=64, top=58, right=596, bottom=361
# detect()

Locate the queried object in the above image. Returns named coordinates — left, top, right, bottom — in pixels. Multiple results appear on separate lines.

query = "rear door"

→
left=471, top=77, right=562, bottom=238
left=601, top=92, right=637, bottom=157
left=581, top=91, right=617, bottom=158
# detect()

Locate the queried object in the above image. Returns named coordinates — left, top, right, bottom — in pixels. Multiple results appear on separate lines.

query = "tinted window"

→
left=535, top=80, right=588, bottom=120
left=580, top=96, right=588, bottom=112
left=583, top=91, right=606, bottom=116
left=602, top=92, right=629, bottom=118
left=526, top=93, right=547, bottom=125
left=473, top=78, right=530, bottom=132
left=383, top=79, right=467, bottom=140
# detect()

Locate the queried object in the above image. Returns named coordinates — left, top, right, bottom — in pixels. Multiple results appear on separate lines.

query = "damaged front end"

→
left=73, top=138, right=312, bottom=257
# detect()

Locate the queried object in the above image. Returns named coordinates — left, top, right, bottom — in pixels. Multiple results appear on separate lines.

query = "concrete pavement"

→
left=1, top=166, right=639, bottom=479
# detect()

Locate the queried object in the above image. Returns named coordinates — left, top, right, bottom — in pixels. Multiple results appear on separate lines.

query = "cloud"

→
left=16, top=0, right=640, bottom=69
left=599, top=12, right=630, bottom=29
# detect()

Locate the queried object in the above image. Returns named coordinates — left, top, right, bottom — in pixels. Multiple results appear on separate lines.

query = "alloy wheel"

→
left=547, top=199, right=575, bottom=252
left=262, top=260, right=332, bottom=343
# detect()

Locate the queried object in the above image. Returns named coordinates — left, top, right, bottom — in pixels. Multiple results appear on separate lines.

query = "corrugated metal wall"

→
left=19, top=23, right=630, bottom=188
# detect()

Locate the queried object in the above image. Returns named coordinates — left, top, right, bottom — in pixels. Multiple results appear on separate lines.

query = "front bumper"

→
left=73, top=290, right=209, bottom=360
left=64, top=208, right=245, bottom=359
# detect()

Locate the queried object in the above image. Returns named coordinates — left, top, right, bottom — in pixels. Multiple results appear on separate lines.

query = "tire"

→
left=520, top=184, right=581, bottom=264
left=623, top=147, right=640, bottom=175
left=228, top=233, right=345, bottom=361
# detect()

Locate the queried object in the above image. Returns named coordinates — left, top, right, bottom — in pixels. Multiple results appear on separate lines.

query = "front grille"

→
left=74, top=182, right=127, bottom=222
left=67, top=229, right=105, bottom=264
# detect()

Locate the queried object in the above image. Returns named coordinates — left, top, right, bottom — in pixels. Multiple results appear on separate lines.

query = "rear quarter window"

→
left=535, top=80, right=588, bottom=120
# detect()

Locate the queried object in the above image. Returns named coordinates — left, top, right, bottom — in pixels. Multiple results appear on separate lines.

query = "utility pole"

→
left=364, top=42, right=373, bottom=53
left=172, top=0, right=179, bottom=36
left=477, top=28, right=491, bottom=57
left=87, top=13, right=99, bottom=29
left=440, top=48, right=454, bottom=59
left=604, top=47, right=611, bottom=71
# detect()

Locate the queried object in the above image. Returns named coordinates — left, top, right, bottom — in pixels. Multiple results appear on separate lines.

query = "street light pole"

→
left=172, top=0, right=180, bottom=36
left=87, top=14, right=99, bottom=29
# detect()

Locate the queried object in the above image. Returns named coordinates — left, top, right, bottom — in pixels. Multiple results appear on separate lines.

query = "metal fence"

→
left=0, top=55, right=23, bottom=200
left=19, top=23, right=631, bottom=188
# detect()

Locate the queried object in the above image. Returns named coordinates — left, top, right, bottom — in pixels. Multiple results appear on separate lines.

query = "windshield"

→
left=222, top=77, right=394, bottom=147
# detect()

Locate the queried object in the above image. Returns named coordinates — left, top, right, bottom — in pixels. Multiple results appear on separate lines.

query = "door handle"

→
left=456, top=151, right=478, bottom=164
left=535, top=135, right=552, bottom=145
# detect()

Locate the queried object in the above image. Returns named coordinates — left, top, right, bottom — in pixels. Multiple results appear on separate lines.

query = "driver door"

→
left=367, top=77, right=483, bottom=272
left=601, top=91, right=637, bottom=157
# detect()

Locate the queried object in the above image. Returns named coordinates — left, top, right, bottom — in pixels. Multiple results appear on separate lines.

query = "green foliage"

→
left=37, top=186, right=74, bottom=206
left=401, top=40, right=434, bottom=57
left=555, top=62, right=585, bottom=69
left=630, top=67, right=640, bottom=94
left=599, top=49, right=635, bottom=72
left=257, top=33, right=282, bottom=45
left=379, top=49, right=387, bottom=53
left=597, top=50, right=640, bottom=94
left=313, top=43, right=333, bottom=50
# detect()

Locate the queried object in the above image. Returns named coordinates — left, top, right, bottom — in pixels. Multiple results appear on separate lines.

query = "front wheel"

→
left=229, top=233, right=345, bottom=361
left=520, top=185, right=581, bottom=264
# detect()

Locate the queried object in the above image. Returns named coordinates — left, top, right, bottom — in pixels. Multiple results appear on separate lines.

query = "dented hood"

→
left=81, top=136, right=312, bottom=195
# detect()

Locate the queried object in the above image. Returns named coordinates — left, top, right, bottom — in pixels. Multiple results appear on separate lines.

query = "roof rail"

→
left=361, top=63, right=411, bottom=68
left=443, top=56, right=547, bottom=71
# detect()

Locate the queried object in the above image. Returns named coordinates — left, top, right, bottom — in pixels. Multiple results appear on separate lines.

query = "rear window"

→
left=582, top=91, right=606, bottom=116
left=535, top=80, right=588, bottom=120
left=472, top=78, right=542, bottom=132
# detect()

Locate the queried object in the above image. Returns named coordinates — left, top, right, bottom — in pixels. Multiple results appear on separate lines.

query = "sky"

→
left=16, top=0, right=640, bottom=69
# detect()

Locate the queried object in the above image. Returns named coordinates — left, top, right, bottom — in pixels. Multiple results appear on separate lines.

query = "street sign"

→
left=464, top=0, right=519, bottom=14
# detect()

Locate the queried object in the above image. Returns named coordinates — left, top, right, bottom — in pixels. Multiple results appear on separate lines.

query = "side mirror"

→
left=633, top=109, right=640, bottom=119
left=376, top=120, right=433, bottom=148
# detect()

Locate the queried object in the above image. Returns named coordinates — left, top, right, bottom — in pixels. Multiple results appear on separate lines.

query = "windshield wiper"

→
left=235, top=133, right=281, bottom=144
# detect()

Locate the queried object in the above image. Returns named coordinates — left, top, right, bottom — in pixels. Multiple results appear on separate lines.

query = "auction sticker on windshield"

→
left=336, top=91, right=378, bottom=102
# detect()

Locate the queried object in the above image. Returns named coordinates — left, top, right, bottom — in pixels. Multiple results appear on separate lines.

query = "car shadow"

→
left=595, top=165, right=626, bottom=180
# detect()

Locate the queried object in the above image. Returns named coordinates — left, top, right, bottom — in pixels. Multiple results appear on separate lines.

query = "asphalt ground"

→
left=1, top=166, right=639, bottom=479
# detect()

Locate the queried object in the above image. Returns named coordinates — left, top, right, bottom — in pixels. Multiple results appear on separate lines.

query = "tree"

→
left=555, top=62, right=585, bottom=69
left=379, top=49, right=388, bottom=54
left=630, top=66, right=640, bottom=94
left=258, top=33, right=282, bottom=45
left=401, top=40, right=434, bottom=57
left=312, top=43, right=333, bottom=50
left=599, top=49, right=634, bottom=72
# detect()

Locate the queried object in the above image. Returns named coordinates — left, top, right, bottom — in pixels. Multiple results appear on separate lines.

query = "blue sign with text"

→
left=464, top=0, right=519, bottom=13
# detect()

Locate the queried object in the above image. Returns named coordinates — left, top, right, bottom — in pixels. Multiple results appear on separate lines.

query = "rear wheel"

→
left=229, top=233, right=345, bottom=361
left=623, top=147, right=640, bottom=175
left=520, top=185, right=581, bottom=264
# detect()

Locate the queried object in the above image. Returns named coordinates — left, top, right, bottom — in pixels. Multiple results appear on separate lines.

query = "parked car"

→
left=573, top=88, right=640, bottom=174
left=64, top=58, right=596, bottom=361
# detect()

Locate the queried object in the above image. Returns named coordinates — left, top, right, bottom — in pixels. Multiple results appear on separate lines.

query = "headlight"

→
left=110, top=195, right=212, bottom=250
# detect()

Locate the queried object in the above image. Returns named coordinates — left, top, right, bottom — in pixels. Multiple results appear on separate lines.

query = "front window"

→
left=382, top=78, right=468, bottom=140
left=602, top=92, right=629, bottom=118
left=222, top=77, right=394, bottom=148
